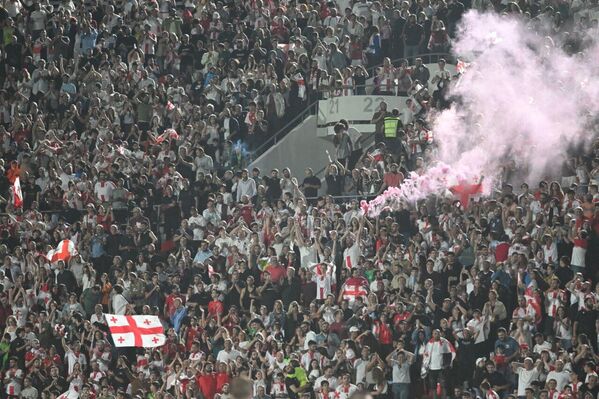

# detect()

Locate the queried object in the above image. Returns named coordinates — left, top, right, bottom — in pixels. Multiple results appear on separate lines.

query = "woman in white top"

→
left=111, top=285, right=128, bottom=315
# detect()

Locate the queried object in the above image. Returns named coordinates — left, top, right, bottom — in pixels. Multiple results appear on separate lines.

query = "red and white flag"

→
left=13, top=177, right=23, bottom=208
left=57, top=389, right=79, bottom=399
left=449, top=178, right=483, bottom=209
left=106, top=314, right=166, bottom=348
left=154, top=128, right=179, bottom=144
left=456, top=59, right=471, bottom=74
left=342, top=283, right=368, bottom=304
left=46, top=239, right=77, bottom=263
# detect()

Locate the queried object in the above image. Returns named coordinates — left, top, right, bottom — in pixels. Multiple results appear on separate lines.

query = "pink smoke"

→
left=363, top=12, right=599, bottom=216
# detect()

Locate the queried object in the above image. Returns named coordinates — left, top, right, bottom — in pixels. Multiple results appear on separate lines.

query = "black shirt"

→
left=281, top=276, right=302, bottom=307
left=326, top=173, right=345, bottom=196
left=403, top=23, right=424, bottom=46
left=302, top=175, right=321, bottom=198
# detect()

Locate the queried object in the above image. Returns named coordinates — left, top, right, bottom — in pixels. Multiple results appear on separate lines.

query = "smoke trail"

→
left=363, top=11, right=599, bottom=216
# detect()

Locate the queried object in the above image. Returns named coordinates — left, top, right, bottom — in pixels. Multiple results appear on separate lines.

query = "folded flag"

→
left=46, top=239, right=77, bottom=263
left=106, top=314, right=166, bottom=348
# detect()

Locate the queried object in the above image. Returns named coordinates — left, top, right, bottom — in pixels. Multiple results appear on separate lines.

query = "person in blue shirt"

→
left=60, top=74, right=77, bottom=95
left=80, top=24, right=98, bottom=54
left=194, top=240, right=212, bottom=264
left=170, top=297, right=187, bottom=333
left=494, top=327, right=520, bottom=361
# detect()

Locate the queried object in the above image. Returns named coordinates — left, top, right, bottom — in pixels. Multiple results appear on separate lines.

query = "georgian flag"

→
left=13, top=177, right=23, bottom=208
left=46, top=239, right=77, bottom=263
left=449, top=178, right=483, bottom=209
left=106, top=314, right=166, bottom=348
left=341, top=283, right=368, bottom=304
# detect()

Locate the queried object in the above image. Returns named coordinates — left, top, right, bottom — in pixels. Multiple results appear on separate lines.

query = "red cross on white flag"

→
left=342, top=283, right=368, bottom=303
left=106, top=314, right=166, bottom=348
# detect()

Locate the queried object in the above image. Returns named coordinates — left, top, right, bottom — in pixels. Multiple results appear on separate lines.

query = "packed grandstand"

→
left=0, top=0, right=598, bottom=399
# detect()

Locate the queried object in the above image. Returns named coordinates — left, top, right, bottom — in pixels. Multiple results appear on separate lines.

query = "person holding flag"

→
left=338, top=268, right=369, bottom=306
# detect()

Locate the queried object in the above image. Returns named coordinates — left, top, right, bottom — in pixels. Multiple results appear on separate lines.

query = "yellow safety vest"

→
left=384, top=117, right=399, bottom=138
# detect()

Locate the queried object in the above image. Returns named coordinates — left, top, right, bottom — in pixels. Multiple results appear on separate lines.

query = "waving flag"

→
left=449, top=178, right=483, bottom=209
left=341, top=283, right=368, bottom=304
left=13, top=177, right=23, bottom=208
left=46, top=239, right=77, bottom=263
left=154, top=128, right=179, bottom=144
left=106, top=314, right=166, bottom=348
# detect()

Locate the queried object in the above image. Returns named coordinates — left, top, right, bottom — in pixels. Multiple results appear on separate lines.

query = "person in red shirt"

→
left=164, top=285, right=185, bottom=319
left=208, top=289, right=224, bottom=317
left=238, top=197, right=255, bottom=225
left=378, top=163, right=404, bottom=194
left=215, top=361, right=231, bottom=393
left=197, top=362, right=218, bottom=399
left=266, top=257, right=286, bottom=284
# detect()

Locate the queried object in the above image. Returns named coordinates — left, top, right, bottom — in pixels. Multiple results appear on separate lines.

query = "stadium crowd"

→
left=1, top=0, right=599, bottom=399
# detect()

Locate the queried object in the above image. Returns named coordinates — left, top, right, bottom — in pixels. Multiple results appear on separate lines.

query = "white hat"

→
left=349, top=326, right=360, bottom=333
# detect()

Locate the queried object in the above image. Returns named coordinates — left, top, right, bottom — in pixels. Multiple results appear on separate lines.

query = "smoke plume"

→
left=364, top=11, right=599, bottom=216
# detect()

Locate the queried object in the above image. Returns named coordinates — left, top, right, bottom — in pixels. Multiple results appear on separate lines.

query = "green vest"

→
left=384, top=117, right=399, bottom=138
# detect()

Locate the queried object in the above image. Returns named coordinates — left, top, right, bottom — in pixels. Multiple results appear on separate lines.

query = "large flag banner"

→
left=106, top=314, right=166, bottom=348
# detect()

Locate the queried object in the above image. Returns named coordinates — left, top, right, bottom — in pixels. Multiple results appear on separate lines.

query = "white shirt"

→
left=314, top=376, right=338, bottom=392
left=65, top=350, right=87, bottom=374
left=546, top=370, right=570, bottom=391
left=188, top=215, right=207, bottom=240
left=30, top=10, right=46, bottom=30
left=235, top=178, right=257, bottom=201
left=423, top=338, right=454, bottom=371
left=334, top=384, right=358, bottom=399
left=543, top=242, right=558, bottom=264
left=516, top=367, right=541, bottom=396
left=112, top=294, right=128, bottom=315
left=216, top=348, right=241, bottom=363
left=343, top=242, right=360, bottom=269
left=94, top=180, right=116, bottom=202
left=391, top=359, right=411, bottom=383
left=466, top=317, right=488, bottom=344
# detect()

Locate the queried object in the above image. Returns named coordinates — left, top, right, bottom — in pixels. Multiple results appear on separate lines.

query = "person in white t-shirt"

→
left=386, top=346, right=414, bottom=399
left=512, top=357, right=542, bottom=397
left=342, top=217, right=364, bottom=269
left=216, top=339, right=241, bottom=363
left=546, top=360, right=570, bottom=391
left=334, top=373, right=358, bottom=399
